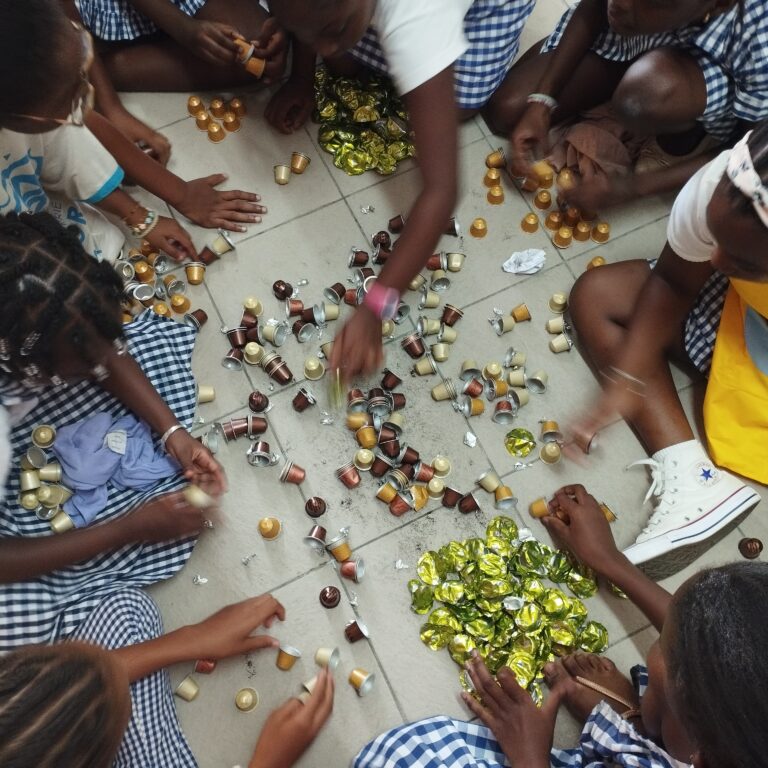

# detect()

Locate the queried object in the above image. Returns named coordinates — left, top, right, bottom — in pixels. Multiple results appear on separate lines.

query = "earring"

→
left=0, top=338, right=10, bottom=361
left=113, top=337, right=129, bottom=356
left=20, top=331, right=41, bottom=357
left=91, top=363, right=110, bottom=382
left=702, top=11, right=711, bottom=23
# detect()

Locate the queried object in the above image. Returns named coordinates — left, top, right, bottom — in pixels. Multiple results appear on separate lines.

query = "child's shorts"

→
left=351, top=0, right=536, bottom=110
left=75, top=0, right=207, bottom=41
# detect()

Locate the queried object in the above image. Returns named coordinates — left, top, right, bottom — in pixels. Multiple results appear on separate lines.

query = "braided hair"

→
left=668, top=562, right=768, bottom=768
left=0, top=212, right=125, bottom=387
left=0, top=642, right=128, bottom=768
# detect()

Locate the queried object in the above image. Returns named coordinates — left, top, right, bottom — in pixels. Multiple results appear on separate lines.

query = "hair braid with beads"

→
left=0, top=212, right=125, bottom=386
left=0, top=642, right=126, bottom=768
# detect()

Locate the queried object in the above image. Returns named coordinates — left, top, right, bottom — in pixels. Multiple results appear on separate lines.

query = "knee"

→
left=482, top=92, right=527, bottom=137
left=568, top=268, right=610, bottom=335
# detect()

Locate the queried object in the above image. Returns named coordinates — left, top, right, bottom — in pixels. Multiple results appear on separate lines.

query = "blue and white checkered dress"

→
left=351, top=0, right=536, bottom=110
left=75, top=0, right=207, bottom=41
left=0, top=311, right=199, bottom=651
left=354, top=666, right=687, bottom=768
left=543, top=0, right=768, bottom=141
left=70, top=589, right=198, bottom=768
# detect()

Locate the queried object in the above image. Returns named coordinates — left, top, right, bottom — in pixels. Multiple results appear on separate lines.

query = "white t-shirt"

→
left=372, top=0, right=473, bottom=96
left=0, top=124, right=125, bottom=261
left=667, top=150, right=730, bottom=263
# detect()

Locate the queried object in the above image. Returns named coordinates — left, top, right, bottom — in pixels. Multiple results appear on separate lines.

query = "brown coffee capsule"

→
left=389, top=392, right=407, bottom=411
left=463, top=378, right=484, bottom=398
left=246, top=415, right=267, bottom=439
left=458, top=492, right=480, bottom=514
left=285, top=298, right=304, bottom=317
left=279, top=461, right=306, bottom=484
left=194, top=658, right=217, bottom=675
left=324, top=282, right=347, bottom=304
left=414, top=462, right=435, bottom=483
left=425, top=253, right=445, bottom=271
left=401, top=333, right=426, bottom=359
left=739, top=537, right=763, bottom=559
left=272, top=280, right=293, bottom=300
left=304, top=524, right=327, bottom=553
left=380, top=368, right=402, bottom=390
left=336, top=461, right=361, bottom=489
left=370, top=454, right=393, bottom=478
left=340, top=557, right=365, bottom=583
left=222, top=348, right=244, bottom=371
left=226, top=326, right=248, bottom=348
left=388, top=213, right=406, bottom=233
left=372, top=245, right=390, bottom=266
left=348, top=248, right=369, bottom=268
left=248, top=390, right=269, bottom=413
left=372, top=230, right=392, bottom=249
left=441, top=304, right=463, bottom=327
left=344, top=619, right=370, bottom=643
left=292, top=387, right=317, bottom=413
left=305, top=496, right=327, bottom=518
left=401, top=445, right=420, bottom=465
left=343, top=288, right=359, bottom=306
left=389, top=493, right=412, bottom=516
left=247, top=440, right=273, bottom=467
left=380, top=439, right=401, bottom=460
left=442, top=487, right=462, bottom=508
left=319, top=586, right=341, bottom=608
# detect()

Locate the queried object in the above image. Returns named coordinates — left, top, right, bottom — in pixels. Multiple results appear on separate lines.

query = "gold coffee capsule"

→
left=483, top=168, right=501, bottom=188
left=222, top=111, right=240, bottom=132
left=469, top=218, right=487, bottom=238
left=529, top=497, right=550, bottom=518
left=207, top=122, right=225, bottom=143
left=521, top=213, right=539, bottom=233
left=487, top=185, right=504, bottom=205
left=187, top=95, right=203, bottom=116
left=591, top=222, right=610, bottom=243
left=32, top=424, right=56, bottom=449
left=235, top=687, right=259, bottom=712
left=291, top=152, right=311, bottom=174
left=276, top=645, right=301, bottom=671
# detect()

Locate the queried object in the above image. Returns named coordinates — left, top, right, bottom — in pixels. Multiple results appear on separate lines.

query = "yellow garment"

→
left=703, top=278, right=768, bottom=483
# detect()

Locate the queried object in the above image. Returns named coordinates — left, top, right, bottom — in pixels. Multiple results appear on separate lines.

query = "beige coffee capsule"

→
left=323, top=303, right=340, bottom=321
left=354, top=448, right=375, bottom=471
left=244, top=342, right=265, bottom=366
left=492, top=315, right=515, bottom=336
left=314, top=647, right=340, bottom=670
left=437, top=324, right=457, bottom=344
left=49, top=509, right=74, bottom=534
left=409, top=274, right=427, bottom=291
left=417, top=316, right=441, bottom=336
left=174, top=675, right=200, bottom=702
left=235, top=687, right=260, bottom=712
left=276, top=645, right=301, bottom=671
left=197, top=384, right=216, bottom=404
left=545, top=316, right=566, bottom=334
left=549, top=292, right=568, bottom=313
left=427, top=477, right=445, bottom=499
left=432, top=455, right=451, bottom=477
left=504, top=349, right=526, bottom=368
left=529, top=497, right=550, bottom=519
left=549, top=333, right=572, bottom=353
left=412, top=356, right=437, bottom=376
left=31, top=425, right=56, bottom=449
left=445, top=252, right=465, bottom=272
left=419, top=289, right=440, bottom=310
left=430, top=343, right=449, bottom=363
left=38, top=462, right=62, bottom=483
left=540, top=442, right=562, bottom=464
left=184, top=484, right=216, bottom=509
left=506, top=369, right=526, bottom=388
left=511, top=303, right=531, bottom=323
left=304, top=357, right=325, bottom=380
left=274, top=164, right=291, bottom=185
left=20, top=470, right=41, bottom=492
left=430, top=380, right=457, bottom=402
left=482, top=362, right=503, bottom=381
left=477, top=469, right=501, bottom=493
left=526, top=370, right=548, bottom=393
left=431, top=269, right=451, bottom=292
left=243, top=296, right=264, bottom=316
left=509, top=387, right=530, bottom=408
left=381, top=320, right=395, bottom=337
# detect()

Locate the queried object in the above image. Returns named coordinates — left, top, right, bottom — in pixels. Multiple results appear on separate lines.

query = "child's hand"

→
left=542, top=484, right=622, bottom=572
left=176, top=18, right=241, bottom=66
left=108, top=110, right=172, bottom=167
left=249, top=671, right=335, bottom=768
left=509, top=103, right=551, bottom=177
left=561, top=171, right=637, bottom=212
left=164, top=427, right=228, bottom=495
left=329, top=307, right=384, bottom=384
left=123, top=491, right=208, bottom=543
left=145, top=216, right=196, bottom=262
left=264, top=79, right=315, bottom=134
left=176, top=175, right=266, bottom=232
left=252, top=17, right=289, bottom=85
left=462, top=652, right=559, bottom=768
left=185, top=595, right=285, bottom=660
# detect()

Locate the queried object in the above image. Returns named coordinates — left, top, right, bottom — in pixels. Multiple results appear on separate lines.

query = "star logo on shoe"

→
left=695, top=462, right=719, bottom=486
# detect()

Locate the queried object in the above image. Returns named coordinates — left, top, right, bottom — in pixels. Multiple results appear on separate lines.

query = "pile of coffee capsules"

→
left=411, top=515, right=608, bottom=704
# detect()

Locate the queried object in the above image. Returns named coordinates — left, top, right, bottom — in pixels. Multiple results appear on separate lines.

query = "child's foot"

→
left=543, top=652, right=639, bottom=723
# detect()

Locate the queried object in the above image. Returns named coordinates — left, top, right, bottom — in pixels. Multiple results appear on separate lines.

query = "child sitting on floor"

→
left=355, top=484, right=768, bottom=768
left=0, top=591, right=334, bottom=768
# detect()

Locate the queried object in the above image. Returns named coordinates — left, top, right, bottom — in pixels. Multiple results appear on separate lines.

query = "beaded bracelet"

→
left=527, top=92, right=558, bottom=112
left=125, top=208, right=159, bottom=238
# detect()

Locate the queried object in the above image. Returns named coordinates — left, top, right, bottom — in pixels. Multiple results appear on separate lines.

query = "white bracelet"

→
left=160, top=424, right=186, bottom=450
left=527, top=92, right=558, bottom=111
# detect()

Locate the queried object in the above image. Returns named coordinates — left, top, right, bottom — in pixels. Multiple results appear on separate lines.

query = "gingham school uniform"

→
left=75, top=0, right=207, bottom=41
left=70, top=589, right=198, bottom=768
left=351, top=0, right=536, bottom=110
left=354, top=667, right=689, bottom=768
left=543, top=0, right=768, bottom=141
left=0, top=311, right=198, bottom=651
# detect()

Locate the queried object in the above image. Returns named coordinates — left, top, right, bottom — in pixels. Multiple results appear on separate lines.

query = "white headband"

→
left=726, top=130, right=768, bottom=229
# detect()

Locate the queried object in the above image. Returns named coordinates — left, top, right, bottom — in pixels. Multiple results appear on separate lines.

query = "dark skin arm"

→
left=264, top=38, right=317, bottom=133
left=543, top=485, right=672, bottom=631
left=0, top=491, right=206, bottom=584
left=510, top=0, right=606, bottom=174
left=330, top=65, right=458, bottom=380
left=85, top=111, right=265, bottom=233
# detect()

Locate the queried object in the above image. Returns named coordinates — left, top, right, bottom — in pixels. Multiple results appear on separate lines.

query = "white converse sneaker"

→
left=622, top=440, right=761, bottom=565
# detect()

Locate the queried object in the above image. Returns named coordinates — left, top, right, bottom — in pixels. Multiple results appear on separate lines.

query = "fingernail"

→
left=250, top=215, right=259, bottom=222
left=261, top=207, right=268, bottom=213
left=237, top=225, right=247, bottom=232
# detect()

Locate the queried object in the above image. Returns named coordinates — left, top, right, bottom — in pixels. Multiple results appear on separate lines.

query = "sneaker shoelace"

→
left=626, top=457, right=679, bottom=533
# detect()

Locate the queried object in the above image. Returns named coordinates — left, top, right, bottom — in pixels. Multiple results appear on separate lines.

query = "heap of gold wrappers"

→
left=313, top=66, right=415, bottom=176
left=410, top=516, right=608, bottom=705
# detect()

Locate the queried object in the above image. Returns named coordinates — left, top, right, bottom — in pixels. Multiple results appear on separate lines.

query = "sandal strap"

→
left=574, top=674, right=638, bottom=713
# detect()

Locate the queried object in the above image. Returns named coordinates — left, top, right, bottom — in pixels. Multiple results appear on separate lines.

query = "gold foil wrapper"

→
left=417, top=551, right=447, bottom=586
left=566, top=568, right=599, bottom=599
left=486, top=515, right=519, bottom=542
left=420, top=623, right=454, bottom=649
left=506, top=650, right=536, bottom=688
left=579, top=620, right=609, bottom=653
left=504, top=428, right=536, bottom=457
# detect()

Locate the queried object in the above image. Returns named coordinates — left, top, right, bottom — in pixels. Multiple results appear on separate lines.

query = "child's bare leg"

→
left=612, top=47, right=708, bottom=153
left=482, top=40, right=628, bottom=136
left=569, top=261, right=695, bottom=454
left=101, top=0, right=270, bottom=91
left=544, top=653, right=640, bottom=725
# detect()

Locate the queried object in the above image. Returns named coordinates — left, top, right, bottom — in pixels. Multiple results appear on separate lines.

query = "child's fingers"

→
left=465, top=656, right=505, bottom=714
left=220, top=189, right=261, bottom=203
left=461, top=691, right=492, bottom=726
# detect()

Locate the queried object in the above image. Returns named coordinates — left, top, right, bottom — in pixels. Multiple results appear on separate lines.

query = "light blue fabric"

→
left=52, top=412, right=179, bottom=527
left=744, top=306, right=768, bottom=375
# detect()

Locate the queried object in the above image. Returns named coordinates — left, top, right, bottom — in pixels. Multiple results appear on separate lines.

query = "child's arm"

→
left=330, top=67, right=458, bottom=379
left=112, top=595, right=284, bottom=680
left=100, top=350, right=227, bottom=494
left=510, top=0, right=606, bottom=174
left=86, top=111, right=265, bottom=233
left=543, top=485, right=672, bottom=631
left=127, top=0, right=241, bottom=65
left=0, top=491, right=205, bottom=583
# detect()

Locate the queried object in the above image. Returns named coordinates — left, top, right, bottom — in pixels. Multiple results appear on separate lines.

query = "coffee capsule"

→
left=235, top=688, right=259, bottom=712
left=348, top=668, right=376, bottom=697
left=291, top=151, right=311, bottom=174
left=315, top=647, right=340, bottom=669
left=174, top=675, right=199, bottom=702
left=276, top=645, right=301, bottom=671
left=274, top=164, right=291, bottom=185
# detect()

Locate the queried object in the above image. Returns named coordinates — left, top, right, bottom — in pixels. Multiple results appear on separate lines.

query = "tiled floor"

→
left=122, top=3, right=766, bottom=765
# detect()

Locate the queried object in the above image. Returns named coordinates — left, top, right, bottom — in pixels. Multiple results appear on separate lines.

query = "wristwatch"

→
left=363, top=281, right=399, bottom=321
